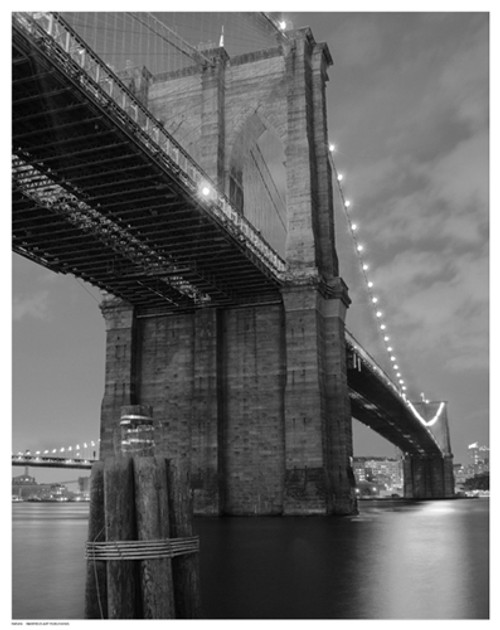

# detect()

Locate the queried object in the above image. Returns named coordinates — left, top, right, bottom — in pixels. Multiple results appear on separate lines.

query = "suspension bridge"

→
left=12, top=11, right=454, bottom=515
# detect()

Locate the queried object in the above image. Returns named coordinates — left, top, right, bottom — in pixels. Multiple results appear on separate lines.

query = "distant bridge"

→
left=12, top=454, right=96, bottom=470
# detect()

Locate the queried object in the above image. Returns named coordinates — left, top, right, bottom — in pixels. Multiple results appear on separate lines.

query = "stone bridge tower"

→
left=403, top=402, right=455, bottom=498
left=99, top=28, right=356, bottom=516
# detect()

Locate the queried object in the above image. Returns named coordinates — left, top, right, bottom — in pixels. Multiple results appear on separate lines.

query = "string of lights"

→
left=15, top=439, right=101, bottom=458
left=328, top=142, right=410, bottom=398
left=328, top=142, right=446, bottom=431
left=407, top=401, right=445, bottom=427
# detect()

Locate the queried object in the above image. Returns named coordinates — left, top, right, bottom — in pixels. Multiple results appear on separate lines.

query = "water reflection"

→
left=12, top=504, right=88, bottom=619
left=195, top=500, right=489, bottom=619
left=357, top=502, right=472, bottom=618
left=12, top=499, right=489, bottom=620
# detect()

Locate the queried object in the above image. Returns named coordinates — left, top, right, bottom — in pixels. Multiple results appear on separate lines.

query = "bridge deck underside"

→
left=12, top=25, right=282, bottom=311
left=347, top=361, right=441, bottom=457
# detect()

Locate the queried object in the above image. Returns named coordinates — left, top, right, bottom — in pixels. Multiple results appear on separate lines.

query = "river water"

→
left=12, top=498, right=489, bottom=620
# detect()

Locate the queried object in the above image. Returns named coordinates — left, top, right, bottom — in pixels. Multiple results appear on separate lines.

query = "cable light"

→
left=327, top=140, right=412, bottom=398
left=407, top=401, right=445, bottom=427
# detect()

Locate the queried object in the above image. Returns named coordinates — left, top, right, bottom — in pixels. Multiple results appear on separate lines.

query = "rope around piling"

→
left=85, top=536, right=199, bottom=561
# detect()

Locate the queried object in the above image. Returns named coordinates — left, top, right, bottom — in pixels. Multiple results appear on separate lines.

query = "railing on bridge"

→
left=345, top=328, right=403, bottom=399
left=13, top=12, right=286, bottom=281
left=346, top=328, right=444, bottom=452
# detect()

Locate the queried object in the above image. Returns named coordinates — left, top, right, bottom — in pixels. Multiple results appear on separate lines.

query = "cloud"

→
left=346, top=123, right=488, bottom=262
left=330, top=14, right=488, bottom=238
left=374, top=249, right=488, bottom=374
left=13, top=291, right=50, bottom=322
left=426, top=130, right=489, bottom=214
left=436, top=20, right=489, bottom=132
left=328, top=16, right=384, bottom=69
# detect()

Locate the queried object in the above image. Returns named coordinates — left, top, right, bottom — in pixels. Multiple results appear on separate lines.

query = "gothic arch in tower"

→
left=228, top=112, right=287, bottom=257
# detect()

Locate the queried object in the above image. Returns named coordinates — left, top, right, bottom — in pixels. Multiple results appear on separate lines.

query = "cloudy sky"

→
left=10, top=7, right=489, bottom=483
left=299, top=11, right=490, bottom=463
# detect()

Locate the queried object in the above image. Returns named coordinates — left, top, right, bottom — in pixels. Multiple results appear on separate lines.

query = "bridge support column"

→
left=442, top=455, right=455, bottom=497
left=403, top=454, right=454, bottom=499
left=190, top=308, right=224, bottom=515
left=134, top=306, right=225, bottom=516
left=99, top=298, right=138, bottom=458
left=403, top=401, right=455, bottom=499
left=282, top=282, right=356, bottom=515
left=200, top=48, right=229, bottom=189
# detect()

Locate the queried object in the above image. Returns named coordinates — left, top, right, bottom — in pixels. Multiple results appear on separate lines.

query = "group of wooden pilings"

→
left=84, top=454, right=201, bottom=619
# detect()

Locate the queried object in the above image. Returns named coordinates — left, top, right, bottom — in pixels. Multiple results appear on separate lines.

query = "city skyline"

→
left=10, top=9, right=489, bottom=484
left=13, top=436, right=489, bottom=488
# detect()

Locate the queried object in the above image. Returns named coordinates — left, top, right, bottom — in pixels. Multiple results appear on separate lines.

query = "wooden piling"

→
left=134, top=456, right=176, bottom=618
left=85, top=453, right=201, bottom=619
left=103, top=456, right=142, bottom=619
left=167, top=459, right=202, bottom=618
left=84, top=461, right=107, bottom=619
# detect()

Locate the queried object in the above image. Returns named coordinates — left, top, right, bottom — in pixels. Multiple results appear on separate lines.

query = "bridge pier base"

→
left=403, top=454, right=455, bottom=499
left=282, top=284, right=356, bottom=515
left=98, top=291, right=357, bottom=516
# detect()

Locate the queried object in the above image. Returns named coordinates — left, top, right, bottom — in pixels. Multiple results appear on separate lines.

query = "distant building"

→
left=467, top=442, right=489, bottom=477
left=49, top=483, right=72, bottom=500
left=12, top=467, right=52, bottom=500
left=453, top=463, right=468, bottom=491
left=353, top=457, right=403, bottom=495
left=12, top=467, right=73, bottom=501
left=78, top=476, right=90, bottom=492
left=78, top=476, right=90, bottom=499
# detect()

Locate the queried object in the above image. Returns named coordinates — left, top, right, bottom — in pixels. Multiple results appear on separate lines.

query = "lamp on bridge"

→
left=198, top=181, right=216, bottom=202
